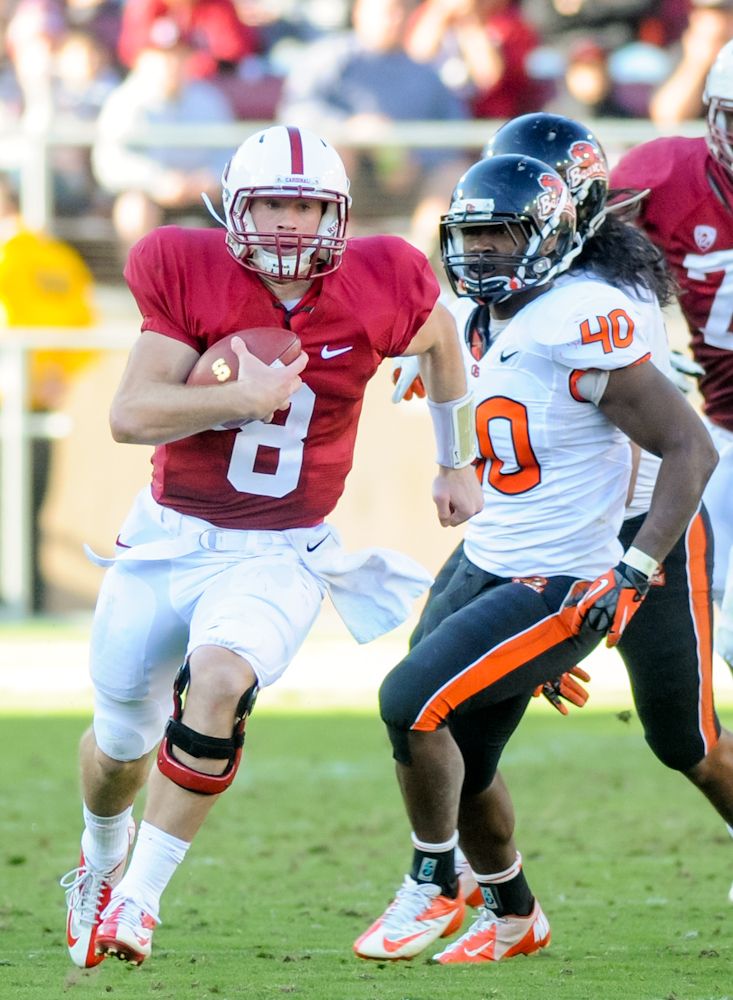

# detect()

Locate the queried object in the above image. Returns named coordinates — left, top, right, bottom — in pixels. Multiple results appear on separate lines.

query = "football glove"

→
left=667, top=350, right=704, bottom=395
left=570, top=562, right=651, bottom=647
left=533, top=665, right=591, bottom=715
left=391, top=355, right=426, bottom=403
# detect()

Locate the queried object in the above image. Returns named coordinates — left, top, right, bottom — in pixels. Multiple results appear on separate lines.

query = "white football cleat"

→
left=95, top=896, right=156, bottom=965
left=60, top=821, right=135, bottom=968
left=432, top=898, right=550, bottom=963
left=354, top=876, right=465, bottom=960
left=454, top=846, right=483, bottom=908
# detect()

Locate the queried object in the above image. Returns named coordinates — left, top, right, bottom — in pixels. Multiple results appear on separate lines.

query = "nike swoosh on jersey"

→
left=500, top=350, right=518, bottom=362
left=321, top=345, right=353, bottom=359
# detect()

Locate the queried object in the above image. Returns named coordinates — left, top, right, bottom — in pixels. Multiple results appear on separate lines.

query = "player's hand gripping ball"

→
left=187, top=328, right=302, bottom=386
left=569, top=562, right=651, bottom=647
left=187, top=328, right=302, bottom=429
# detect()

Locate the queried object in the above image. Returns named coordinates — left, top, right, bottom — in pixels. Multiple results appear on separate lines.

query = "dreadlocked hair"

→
left=570, top=213, right=679, bottom=308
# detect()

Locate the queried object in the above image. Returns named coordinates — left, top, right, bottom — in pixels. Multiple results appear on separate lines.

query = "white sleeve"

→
left=573, top=368, right=610, bottom=406
left=550, top=284, right=651, bottom=372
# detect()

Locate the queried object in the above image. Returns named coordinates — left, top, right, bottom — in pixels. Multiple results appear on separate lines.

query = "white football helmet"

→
left=705, top=39, right=733, bottom=174
left=220, top=125, right=351, bottom=280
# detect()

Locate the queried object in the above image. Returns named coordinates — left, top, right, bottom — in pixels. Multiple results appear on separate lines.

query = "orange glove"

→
left=533, top=666, right=591, bottom=715
left=570, top=563, right=650, bottom=647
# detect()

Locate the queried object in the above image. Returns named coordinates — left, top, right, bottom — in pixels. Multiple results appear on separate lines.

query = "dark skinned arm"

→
left=598, top=359, right=718, bottom=563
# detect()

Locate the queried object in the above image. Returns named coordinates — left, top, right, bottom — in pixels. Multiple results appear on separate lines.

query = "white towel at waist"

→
left=85, top=518, right=433, bottom=646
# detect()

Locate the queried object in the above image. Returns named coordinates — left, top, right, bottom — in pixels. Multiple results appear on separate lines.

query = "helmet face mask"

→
left=444, top=218, right=552, bottom=299
left=221, top=126, right=351, bottom=280
left=707, top=99, right=733, bottom=175
left=440, top=155, right=577, bottom=303
left=484, top=113, right=609, bottom=240
left=704, top=40, right=733, bottom=176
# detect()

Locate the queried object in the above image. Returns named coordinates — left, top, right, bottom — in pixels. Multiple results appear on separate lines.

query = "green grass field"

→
left=2, top=710, right=733, bottom=1000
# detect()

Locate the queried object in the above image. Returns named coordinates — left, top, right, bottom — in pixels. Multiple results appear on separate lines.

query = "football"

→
left=186, top=328, right=302, bottom=386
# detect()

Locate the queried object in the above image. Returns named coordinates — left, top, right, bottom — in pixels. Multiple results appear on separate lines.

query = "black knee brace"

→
left=157, top=662, right=258, bottom=795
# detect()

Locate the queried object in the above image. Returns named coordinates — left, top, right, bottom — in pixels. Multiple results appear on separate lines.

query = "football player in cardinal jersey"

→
left=353, top=153, right=717, bottom=964
left=611, top=41, right=733, bottom=678
left=59, top=124, right=483, bottom=969
left=429, top=113, right=733, bottom=955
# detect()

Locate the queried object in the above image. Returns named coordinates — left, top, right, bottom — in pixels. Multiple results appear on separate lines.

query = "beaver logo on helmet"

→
left=537, top=172, right=566, bottom=219
left=566, top=140, right=607, bottom=193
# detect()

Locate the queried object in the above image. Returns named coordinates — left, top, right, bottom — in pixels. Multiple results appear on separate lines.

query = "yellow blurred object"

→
left=0, top=229, right=98, bottom=410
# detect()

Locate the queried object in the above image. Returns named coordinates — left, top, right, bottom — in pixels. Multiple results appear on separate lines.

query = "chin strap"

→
left=201, top=191, right=227, bottom=226
left=603, top=188, right=651, bottom=219
left=157, top=662, right=258, bottom=795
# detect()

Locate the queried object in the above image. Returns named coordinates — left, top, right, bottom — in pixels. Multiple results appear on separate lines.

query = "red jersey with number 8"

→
left=124, top=227, right=439, bottom=529
left=611, top=136, right=733, bottom=432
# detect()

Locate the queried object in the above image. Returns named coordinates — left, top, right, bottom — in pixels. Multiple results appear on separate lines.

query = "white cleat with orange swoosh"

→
left=354, top=877, right=465, bottom=960
left=432, top=898, right=550, bottom=963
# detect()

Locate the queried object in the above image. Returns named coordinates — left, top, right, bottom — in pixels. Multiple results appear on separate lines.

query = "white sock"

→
left=112, top=821, right=190, bottom=922
left=81, top=804, right=133, bottom=872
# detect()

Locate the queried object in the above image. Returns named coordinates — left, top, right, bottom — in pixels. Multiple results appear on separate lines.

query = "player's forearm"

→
left=599, top=361, right=717, bottom=563
left=626, top=440, right=717, bottom=563
left=417, top=325, right=468, bottom=402
left=110, top=382, right=263, bottom=445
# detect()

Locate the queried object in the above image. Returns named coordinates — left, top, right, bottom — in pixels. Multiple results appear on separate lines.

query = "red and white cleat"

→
left=95, top=896, right=157, bottom=965
left=432, top=898, right=550, bottom=963
left=60, top=821, right=136, bottom=968
left=354, top=876, right=465, bottom=961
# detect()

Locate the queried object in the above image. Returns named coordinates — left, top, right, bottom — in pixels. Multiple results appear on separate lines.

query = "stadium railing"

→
left=0, top=117, right=708, bottom=232
left=0, top=326, right=137, bottom=617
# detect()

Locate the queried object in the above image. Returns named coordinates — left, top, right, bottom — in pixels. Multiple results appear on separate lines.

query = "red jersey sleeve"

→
left=609, top=139, right=678, bottom=228
left=124, top=229, right=203, bottom=352
left=360, top=236, right=440, bottom=357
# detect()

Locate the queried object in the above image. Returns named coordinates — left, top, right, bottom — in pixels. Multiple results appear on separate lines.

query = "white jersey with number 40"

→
left=454, top=280, right=652, bottom=580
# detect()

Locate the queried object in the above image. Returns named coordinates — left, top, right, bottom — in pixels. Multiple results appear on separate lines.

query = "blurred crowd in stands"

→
left=0, top=0, right=731, bottom=250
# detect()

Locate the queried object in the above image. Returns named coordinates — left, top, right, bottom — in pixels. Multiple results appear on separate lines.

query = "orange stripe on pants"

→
left=412, top=604, right=576, bottom=732
left=686, top=511, right=717, bottom=754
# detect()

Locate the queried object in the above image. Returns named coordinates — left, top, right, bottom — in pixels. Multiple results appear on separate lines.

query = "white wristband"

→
left=622, top=545, right=658, bottom=579
left=427, top=391, right=477, bottom=469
